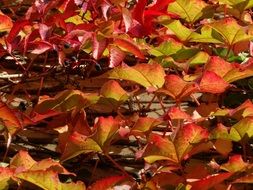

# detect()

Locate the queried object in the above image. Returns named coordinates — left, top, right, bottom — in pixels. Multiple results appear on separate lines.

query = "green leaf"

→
left=149, top=40, right=183, bottom=56
left=163, top=20, right=197, bottom=41
left=217, top=0, right=253, bottom=13
left=167, top=0, right=212, bottom=23
left=229, top=117, right=253, bottom=141
left=190, top=25, right=224, bottom=44
left=208, top=18, right=253, bottom=46
left=99, top=63, right=165, bottom=89
left=188, top=51, right=209, bottom=66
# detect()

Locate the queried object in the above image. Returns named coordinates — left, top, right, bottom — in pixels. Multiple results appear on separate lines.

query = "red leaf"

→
left=109, top=45, right=125, bottom=68
left=132, top=0, right=147, bottom=24
left=122, top=7, right=133, bottom=32
left=205, top=56, right=234, bottom=78
left=149, top=0, right=175, bottom=11
left=89, top=175, right=127, bottom=190
left=114, top=38, right=145, bottom=59
left=30, top=41, right=53, bottom=54
left=164, top=106, right=192, bottom=121
left=93, top=35, right=107, bottom=60
left=190, top=173, right=232, bottom=190
left=157, top=74, right=198, bottom=101
left=200, top=71, right=229, bottom=93
left=6, top=20, right=29, bottom=44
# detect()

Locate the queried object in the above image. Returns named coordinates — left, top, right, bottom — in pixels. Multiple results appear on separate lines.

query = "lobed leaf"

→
left=99, top=63, right=165, bottom=89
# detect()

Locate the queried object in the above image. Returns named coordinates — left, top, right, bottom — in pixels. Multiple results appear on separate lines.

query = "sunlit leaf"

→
left=109, top=45, right=125, bottom=68
left=208, top=18, right=253, bottom=46
left=217, top=0, right=253, bottom=13
left=0, top=13, right=13, bottom=32
left=114, top=38, right=145, bottom=59
left=199, top=71, right=229, bottom=94
left=99, top=63, right=165, bottom=89
left=35, top=90, right=99, bottom=114
left=167, top=0, right=213, bottom=23
left=229, top=117, right=253, bottom=142
left=61, top=132, right=102, bottom=162
left=173, top=123, right=209, bottom=161
left=0, top=167, right=14, bottom=190
left=189, top=173, right=232, bottom=190
left=16, top=170, right=85, bottom=190
left=92, top=116, right=120, bottom=150
left=89, top=175, right=126, bottom=190
left=0, top=101, right=22, bottom=135
left=143, top=134, right=178, bottom=163
left=10, top=150, right=36, bottom=170
left=157, top=74, right=199, bottom=101
left=130, top=117, right=162, bottom=137
left=221, top=155, right=248, bottom=172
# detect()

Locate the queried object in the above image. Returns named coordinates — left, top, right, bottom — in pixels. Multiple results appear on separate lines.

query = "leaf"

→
left=199, top=71, right=229, bottom=94
left=114, top=38, right=145, bottom=59
left=30, top=40, right=53, bottom=54
left=229, top=117, right=253, bottom=142
left=233, top=173, right=253, bottom=184
left=61, top=132, right=102, bottom=162
left=35, top=90, right=99, bottom=114
left=92, top=116, right=120, bottom=150
left=217, top=0, right=253, bottom=13
left=188, top=51, right=209, bottom=66
left=163, top=20, right=196, bottom=42
left=0, top=167, right=14, bottom=190
left=16, top=170, right=86, bottom=190
left=108, top=45, right=125, bottom=68
left=122, top=7, right=132, bottom=32
left=142, top=134, right=178, bottom=163
left=10, top=150, right=36, bottom=170
left=100, top=80, right=128, bottom=102
left=92, top=35, right=107, bottom=60
left=164, top=107, right=192, bottom=121
left=149, top=40, right=184, bottom=56
left=0, top=101, right=22, bottom=135
left=132, top=0, right=147, bottom=25
left=157, top=74, right=198, bottom=101
left=221, top=155, right=248, bottom=172
left=167, top=0, right=211, bottom=23
left=229, top=100, right=253, bottom=119
left=99, top=63, right=165, bottom=89
left=0, top=13, right=13, bottom=32
left=205, top=56, right=234, bottom=78
left=208, top=18, right=253, bottom=46
left=130, top=117, right=162, bottom=137
left=190, top=173, right=232, bottom=190
left=30, top=159, right=74, bottom=175
left=89, top=175, right=126, bottom=190
left=173, top=123, right=209, bottom=161
left=190, top=25, right=224, bottom=43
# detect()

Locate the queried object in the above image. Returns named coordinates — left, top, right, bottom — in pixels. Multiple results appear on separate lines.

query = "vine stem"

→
left=104, top=153, right=135, bottom=182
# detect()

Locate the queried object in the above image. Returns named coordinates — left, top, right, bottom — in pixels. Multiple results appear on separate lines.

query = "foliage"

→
left=1, top=0, right=253, bottom=189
